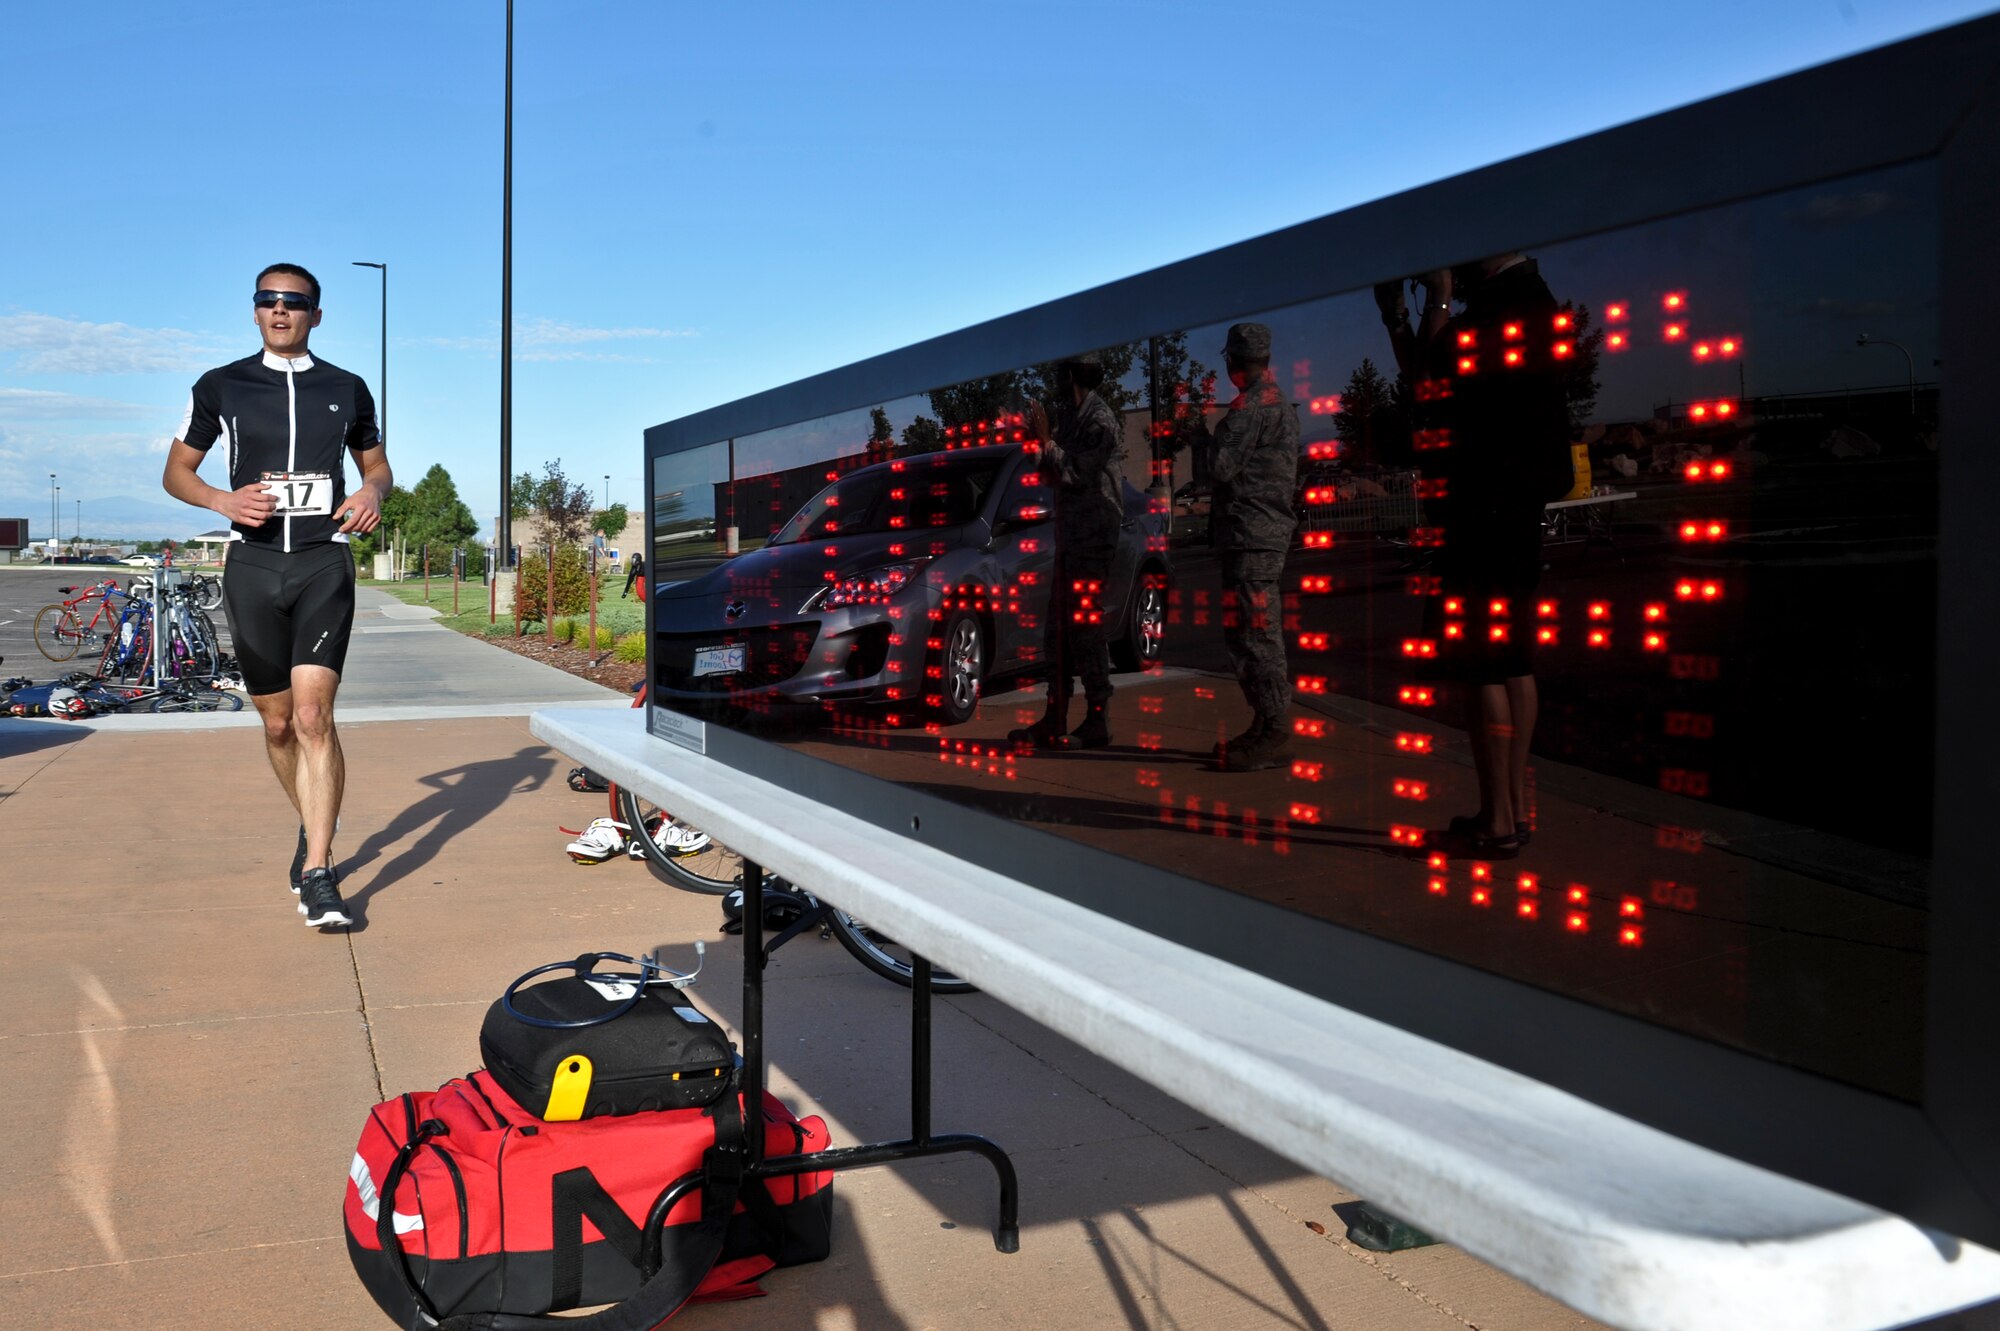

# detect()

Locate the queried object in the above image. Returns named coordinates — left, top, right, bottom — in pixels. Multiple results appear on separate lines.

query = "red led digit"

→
left=1504, top=348, right=1524, bottom=367
left=1428, top=852, right=1449, bottom=871
left=1294, top=718, right=1327, bottom=738
left=1644, top=631, right=1667, bottom=651
left=1444, top=596, right=1464, bottom=615
left=1606, top=302, right=1627, bottom=321
left=1618, top=925, right=1644, bottom=947
left=1689, top=403, right=1710, bottom=421
left=1392, top=779, right=1429, bottom=801
left=1297, top=632, right=1329, bottom=650
left=1291, top=760, right=1323, bottom=781
left=1389, top=824, right=1425, bottom=846
left=1401, top=639, right=1438, bottom=659
left=1518, top=899, right=1539, bottom=920
left=1553, top=340, right=1574, bottom=359
left=1394, top=731, right=1433, bottom=753
left=1709, top=460, right=1732, bottom=479
left=1399, top=685, right=1436, bottom=706
left=1664, top=322, right=1686, bottom=341
left=1718, top=337, right=1739, bottom=355
left=1567, top=884, right=1589, bottom=904
left=1296, top=675, right=1328, bottom=694
left=1289, top=802, right=1321, bottom=824
left=1537, top=626, right=1558, bottom=644
left=1553, top=312, right=1573, bottom=331
left=1693, top=341, right=1713, bottom=360
left=1302, top=531, right=1334, bottom=548
left=1517, top=873, right=1540, bottom=894
left=1444, top=621, right=1464, bottom=640
left=1488, top=598, right=1510, bottom=617
left=1714, top=400, right=1735, bottom=418
left=1458, top=355, right=1478, bottom=374
left=1307, top=441, right=1339, bottom=459
left=1643, top=603, right=1666, bottom=621
left=1503, top=322, right=1522, bottom=340
left=1537, top=599, right=1559, bottom=619
left=1588, top=628, right=1610, bottom=648
left=1299, top=575, right=1332, bottom=593
left=1566, top=911, right=1590, bottom=934
left=1588, top=601, right=1610, bottom=620
left=1470, top=863, right=1492, bottom=883
left=1620, top=897, right=1644, bottom=918
left=1663, top=292, right=1685, bottom=311
left=1458, top=330, right=1476, bottom=348
left=1701, top=580, right=1723, bottom=600
left=1470, top=886, right=1492, bottom=907
left=1429, top=877, right=1449, bottom=896
left=1606, top=331, right=1628, bottom=351
left=1489, top=625, right=1509, bottom=642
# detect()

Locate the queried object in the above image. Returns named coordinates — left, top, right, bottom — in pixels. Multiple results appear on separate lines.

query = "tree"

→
left=592, top=503, right=629, bottom=540
left=1147, top=331, right=1219, bottom=483
left=511, top=459, right=595, bottom=547
left=1557, top=301, right=1604, bottom=432
left=1332, top=357, right=1409, bottom=468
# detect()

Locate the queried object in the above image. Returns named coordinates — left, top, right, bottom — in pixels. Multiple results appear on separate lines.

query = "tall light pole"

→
left=74, top=498, right=81, bottom=552
left=54, top=485, right=60, bottom=558
left=48, top=472, right=56, bottom=555
left=1856, top=334, right=1917, bottom=417
left=603, top=474, right=610, bottom=508
left=498, top=0, right=514, bottom=571
left=352, top=261, right=387, bottom=444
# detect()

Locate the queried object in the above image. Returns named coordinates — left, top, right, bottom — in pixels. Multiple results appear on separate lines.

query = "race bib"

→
left=261, top=471, right=334, bottom=516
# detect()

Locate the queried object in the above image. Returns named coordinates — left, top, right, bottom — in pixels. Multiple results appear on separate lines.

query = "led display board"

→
left=646, top=20, right=2000, bottom=1243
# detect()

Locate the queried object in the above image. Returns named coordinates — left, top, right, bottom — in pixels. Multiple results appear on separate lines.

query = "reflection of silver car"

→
left=652, top=444, right=1170, bottom=724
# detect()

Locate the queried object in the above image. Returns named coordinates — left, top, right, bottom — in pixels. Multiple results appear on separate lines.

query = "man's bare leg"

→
left=252, top=688, right=302, bottom=815
left=290, top=665, right=345, bottom=870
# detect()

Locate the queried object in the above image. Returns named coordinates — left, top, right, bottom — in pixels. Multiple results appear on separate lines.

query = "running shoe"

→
left=566, top=818, right=630, bottom=864
left=649, top=818, right=712, bottom=856
left=298, top=866, right=352, bottom=928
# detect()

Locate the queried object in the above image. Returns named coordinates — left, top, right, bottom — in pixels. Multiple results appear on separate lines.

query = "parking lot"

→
left=0, top=566, right=231, bottom=679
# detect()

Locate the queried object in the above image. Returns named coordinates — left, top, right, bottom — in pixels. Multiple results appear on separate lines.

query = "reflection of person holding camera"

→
left=1376, top=255, right=1572, bottom=858
left=1011, top=354, right=1124, bottom=751
left=1208, top=323, right=1302, bottom=772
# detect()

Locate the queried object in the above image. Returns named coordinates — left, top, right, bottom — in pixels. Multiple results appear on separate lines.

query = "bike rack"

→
left=734, top=860, right=1021, bottom=1253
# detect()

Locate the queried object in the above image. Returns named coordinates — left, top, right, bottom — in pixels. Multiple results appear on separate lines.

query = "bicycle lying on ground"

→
left=610, top=778, right=973, bottom=994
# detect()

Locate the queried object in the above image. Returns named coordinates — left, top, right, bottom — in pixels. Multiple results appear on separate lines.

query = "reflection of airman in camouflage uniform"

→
left=1209, top=323, right=1301, bottom=771
left=1012, top=355, right=1125, bottom=751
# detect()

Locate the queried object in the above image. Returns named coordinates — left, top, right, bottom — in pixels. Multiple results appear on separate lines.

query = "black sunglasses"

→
left=253, top=290, right=315, bottom=311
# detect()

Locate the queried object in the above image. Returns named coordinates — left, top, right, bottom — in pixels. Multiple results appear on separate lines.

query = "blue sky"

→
left=1, top=0, right=1991, bottom=542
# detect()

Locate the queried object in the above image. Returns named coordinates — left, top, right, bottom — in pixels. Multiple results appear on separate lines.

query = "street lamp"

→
left=48, top=472, right=55, bottom=556
left=1856, top=334, right=1916, bottom=417
left=352, top=261, right=387, bottom=444
left=54, top=485, right=60, bottom=559
left=74, top=498, right=80, bottom=553
left=604, top=474, right=610, bottom=508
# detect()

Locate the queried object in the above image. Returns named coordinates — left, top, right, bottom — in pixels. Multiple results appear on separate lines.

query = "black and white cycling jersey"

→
left=177, top=350, right=382, bottom=552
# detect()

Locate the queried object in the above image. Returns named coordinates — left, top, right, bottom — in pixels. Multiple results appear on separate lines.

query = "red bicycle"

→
left=33, top=579, right=128, bottom=662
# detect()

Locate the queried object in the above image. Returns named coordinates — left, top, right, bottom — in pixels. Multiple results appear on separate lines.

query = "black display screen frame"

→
left=646, top=19, right=2000, bottom=1243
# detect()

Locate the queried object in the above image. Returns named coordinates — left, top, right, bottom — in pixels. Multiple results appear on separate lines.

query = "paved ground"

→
left=0, top=585, right=1990, bottom=1330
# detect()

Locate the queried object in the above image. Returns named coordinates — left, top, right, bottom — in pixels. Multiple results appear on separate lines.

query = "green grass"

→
left=359, top=568, right=644, bottom=639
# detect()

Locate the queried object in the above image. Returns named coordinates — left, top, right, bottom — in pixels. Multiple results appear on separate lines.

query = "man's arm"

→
left=339, top=445, right=391, bottom=536
left=163, top=440, right=278, bottom=529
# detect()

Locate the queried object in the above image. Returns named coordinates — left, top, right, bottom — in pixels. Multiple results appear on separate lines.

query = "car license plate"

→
left=692, top=645, right=746, bottom=677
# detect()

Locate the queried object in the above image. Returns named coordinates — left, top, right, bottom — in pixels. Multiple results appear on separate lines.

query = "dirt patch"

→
left=478, top=630, right=646, bottom=695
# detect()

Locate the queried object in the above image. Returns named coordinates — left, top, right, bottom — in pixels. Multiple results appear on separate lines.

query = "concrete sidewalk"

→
left=0, top=616, right=1968, bottom=1329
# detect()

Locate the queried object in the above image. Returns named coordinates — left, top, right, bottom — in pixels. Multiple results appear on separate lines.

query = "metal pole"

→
left=498, top=0, right=513, bottom=572
left=587, top=545, right=598, bottom=663
left=545, top=540, right=555, bottom=647
left=351, top=262, right=387, bottom=445
left=49, top=473, right=55, bottom=555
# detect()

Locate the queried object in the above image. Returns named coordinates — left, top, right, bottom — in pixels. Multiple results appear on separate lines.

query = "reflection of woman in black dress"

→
left=1378, top=256, right=1573, bottom=858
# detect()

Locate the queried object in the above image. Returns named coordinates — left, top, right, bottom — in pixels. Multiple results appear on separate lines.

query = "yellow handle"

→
left=544, top=1054, right=594, bottom=1121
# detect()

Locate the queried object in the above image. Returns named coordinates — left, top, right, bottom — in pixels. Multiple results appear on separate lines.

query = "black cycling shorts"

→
left=222, top=541, right=356, bottom=695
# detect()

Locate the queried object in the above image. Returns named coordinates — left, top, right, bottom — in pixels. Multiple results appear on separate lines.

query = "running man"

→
left=162, top=263, right=390, bottom=928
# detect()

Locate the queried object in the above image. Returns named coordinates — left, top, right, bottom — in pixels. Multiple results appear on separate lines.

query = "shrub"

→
left=613, top=632, right=647, bottom=662
left=553, top=617, right=577, bottom=644
left=514, top=544, right=593, bottom=625
left=588, top=624, right=615, bottom=650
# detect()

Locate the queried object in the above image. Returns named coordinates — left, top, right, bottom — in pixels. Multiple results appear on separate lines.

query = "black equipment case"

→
left=480, top=953, right=734, bottom=1121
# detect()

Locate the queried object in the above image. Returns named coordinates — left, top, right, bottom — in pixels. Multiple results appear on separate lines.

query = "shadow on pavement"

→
left=0, top=718, right=90, bottom=764
left=341, top=745, right=557, bottom=925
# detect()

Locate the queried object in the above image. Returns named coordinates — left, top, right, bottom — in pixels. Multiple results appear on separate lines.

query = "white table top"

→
left=532, top=705, right=2000, bottom=1331
left=1546, top=490, right=1638, bottom=510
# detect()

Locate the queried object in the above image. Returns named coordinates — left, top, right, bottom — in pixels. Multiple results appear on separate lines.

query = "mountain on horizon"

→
left=0, top=492, right=221, bottom=543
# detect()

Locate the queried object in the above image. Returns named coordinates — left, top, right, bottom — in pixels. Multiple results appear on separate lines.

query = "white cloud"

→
left=0, top=387, right=162, bottom=421
left=425, top=317, right=698, bottom=359
left=0, top=313, right=226, bottom=374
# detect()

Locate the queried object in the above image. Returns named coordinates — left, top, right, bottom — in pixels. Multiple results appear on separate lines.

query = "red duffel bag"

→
left=345, top=1068, right=832, bottom=1330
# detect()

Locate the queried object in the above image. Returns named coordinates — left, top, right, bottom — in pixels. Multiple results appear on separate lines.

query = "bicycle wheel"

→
left=616, top=786, right=741, bottom=895
left=146, top=687, right=243, bottom=713
left=194, top=576, right=223, bottom=612
left=34, top=604, right=85, bottom=661
left=828, top=913, right=976, bottom=993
